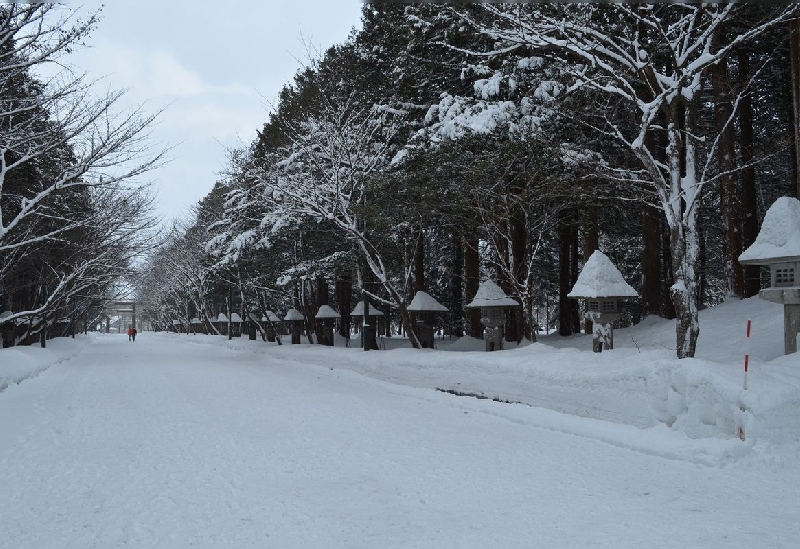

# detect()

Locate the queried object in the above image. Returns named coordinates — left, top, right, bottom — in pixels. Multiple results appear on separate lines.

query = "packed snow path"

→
left=1, top=334, right=798, bottom=548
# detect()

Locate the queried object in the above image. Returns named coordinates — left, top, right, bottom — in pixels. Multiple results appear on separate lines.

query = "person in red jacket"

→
left=127, top=326, right=137, bottom=342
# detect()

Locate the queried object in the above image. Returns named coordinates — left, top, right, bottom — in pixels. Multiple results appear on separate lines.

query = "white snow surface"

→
left=569, top=250, right=639, bottom=298
left=407, top=290, right=448, bottom=312
left=466, top=279, right=519, bottom=308
left=739, top=196, right=800, bottom=263
left=2, top=297, right=800, bottom=548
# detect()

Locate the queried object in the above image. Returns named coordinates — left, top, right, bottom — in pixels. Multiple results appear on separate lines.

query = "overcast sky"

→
left=66, top=1, right=365, bottom=223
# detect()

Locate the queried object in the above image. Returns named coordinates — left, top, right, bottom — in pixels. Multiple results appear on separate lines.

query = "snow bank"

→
left=0, top=335, right=92, bottom=392
left=184, top=296, right=798, bottom=447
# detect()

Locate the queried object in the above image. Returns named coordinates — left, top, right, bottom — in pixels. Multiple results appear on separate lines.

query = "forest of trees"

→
left=0, top=5, right=162, bottom=347
left=135, top=4, right=800, bottom=359
left=5, top=4, right=800, bottom=359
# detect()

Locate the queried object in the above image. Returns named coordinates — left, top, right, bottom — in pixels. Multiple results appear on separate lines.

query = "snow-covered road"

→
left=1, top=334, right=798, bottom=548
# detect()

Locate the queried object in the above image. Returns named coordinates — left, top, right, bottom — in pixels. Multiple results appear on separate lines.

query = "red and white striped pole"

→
left=743, top=318, right=752, bottom=391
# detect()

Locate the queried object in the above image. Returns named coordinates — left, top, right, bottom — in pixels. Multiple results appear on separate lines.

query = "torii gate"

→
left=105, top=301, right=136, bottom=333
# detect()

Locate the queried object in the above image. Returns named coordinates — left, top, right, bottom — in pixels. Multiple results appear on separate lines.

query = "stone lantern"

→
left=407, top=291, right=448, bottom=349
left=739, top=196, right=800, bottom=355
left=190, top=317, right=204, bottom=335
left=315, top=305, right=340, bottom=346
left=172, top=319, right=182, bottom=334
left=284, top=308, right=305, bottom=344
left=215, top=313, right=229, bottom=336
left=568, top=250, right=638, bottom=352
left=465, top=279, right=520, bottom=351
left=229, top=312, right=243, bottom=337
left=261, top=311, right=281, bottom=342
left=351, top=301, right=384, bottom=350
left=1, top=310, right=15, bottom=348
left=246, top=313, right=260, bottom=340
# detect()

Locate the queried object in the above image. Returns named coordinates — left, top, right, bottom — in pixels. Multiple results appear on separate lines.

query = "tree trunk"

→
left=738, top=46, right=761, bottom=298
left=413, top=227, right=425, bottom=293
left=713, top=26, right=743, bottom=298
left=668, top=101, right=701, bottom=359
left=558, top=219, right=573, bottom=337
left=464, top=231, right=482, bottom=339
left=583, top=206, right=599, bottom=334
left=790, top=17, right=800, bottom=199
left=451, top=233, right=464, bottom=338
left=570, top=223, right=581, bottom=334
left=641, top=204, right=662, bottom=315
left=510, top=201, right=527, bottom=342
left=336, top=272, right=352, bottom=338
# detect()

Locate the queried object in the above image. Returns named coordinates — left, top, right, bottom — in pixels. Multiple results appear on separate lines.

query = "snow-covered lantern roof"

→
left=191, top=318, right=201, bottom=324
left=263, top=311, right=280, bottom=323
left=351, top=301, right=384, bottom=317
left=230, top=313, right=242, bottom=323
left=284, top=308, right=304, bottom=322
left=315, top=305, right=340, bottom=319
left=407, top=291, right=449, bottom=313
left=466, top=280, right=519, bottom=309
left=172, top=319, right=181, bottom=325
left=568, top=250, right=638, bottom=315
left=216, top=313, right=229, bottom=323
left=739, top=196, right=800, bottom=290
left=466, top=279, right=519, bottom=330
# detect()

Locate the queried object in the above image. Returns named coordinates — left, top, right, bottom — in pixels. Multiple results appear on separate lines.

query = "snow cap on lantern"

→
left=407, top=291, right=449, bottom=313
left=315, top=305, right=340, bottom=319
left=739, top=196, right=800, bottom=291
left=351, top=301, right=384, bottom=317
left=284, top=308, right=304, bottom=322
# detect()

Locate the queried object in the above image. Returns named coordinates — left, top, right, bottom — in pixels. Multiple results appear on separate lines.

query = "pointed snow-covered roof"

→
left=262, top=311, right=280, bottom=322
left=739, top=196, right=800, bottom=264
left=315, top=305, right=340, bottom=319
left=351, top=301, right=384, bottom=316
left=284, top=308, right=304, bottom=322
left=407, top=291, right=449, bottom=312
left=230, top=313, right=242, bottom=323
left=191, top=318, right=201, bottom=324
left=216, top=313, right=228, bottom=322
left=568, top=250, right=638, bottom=299
left=466, top=279, right=519, bottom=308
